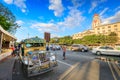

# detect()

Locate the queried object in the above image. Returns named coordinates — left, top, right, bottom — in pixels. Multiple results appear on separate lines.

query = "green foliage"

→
left=108, top=32, right=117, bottom=36
left=50, top=36, right=73, bottom=45
left=55, top=34, right=118, bottom=46
left=73, top=34, right=118, bottom=45
left=0, top=3, right=20, bottom=34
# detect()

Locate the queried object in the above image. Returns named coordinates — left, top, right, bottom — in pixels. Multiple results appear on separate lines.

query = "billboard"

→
left=44, top=32, right=50, bottom=42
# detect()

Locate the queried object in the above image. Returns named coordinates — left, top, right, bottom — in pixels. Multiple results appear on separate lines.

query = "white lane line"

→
left=108, top=61, right=117, bottom=80
left=57, top=60, right=72, bottom=67
left=112, top=62, right=120, bottom=77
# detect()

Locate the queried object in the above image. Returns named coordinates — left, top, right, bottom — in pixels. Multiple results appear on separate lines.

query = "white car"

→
left=92, top=46, right=120, bottom=56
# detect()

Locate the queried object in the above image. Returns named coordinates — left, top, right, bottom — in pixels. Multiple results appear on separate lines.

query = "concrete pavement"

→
left=0, top=55, right=16, bottom=80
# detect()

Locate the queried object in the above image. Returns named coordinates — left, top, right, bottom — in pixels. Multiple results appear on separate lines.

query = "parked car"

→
left=49, top=44, right=61, bottom=51
left=71, top=44, right=88, bottom=52
left=92, top=46, right=120, bottom=56
left=55, top=45, right=61, bottom=50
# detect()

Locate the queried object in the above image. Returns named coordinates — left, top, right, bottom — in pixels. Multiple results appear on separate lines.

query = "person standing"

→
left=21, top=44, right=24, bottom=56
left=62, top=45, right=66, bottom=60
left=11, top=45, right=15, bottom=56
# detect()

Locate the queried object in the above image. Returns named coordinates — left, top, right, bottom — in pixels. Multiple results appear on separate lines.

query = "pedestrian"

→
left=10, top=45, right=15, bottom=56
left=21, top=44, right=24, bottom=56
left=46, top=44, right=49, bottom=51
left=62, top=45, right=66, bottom=60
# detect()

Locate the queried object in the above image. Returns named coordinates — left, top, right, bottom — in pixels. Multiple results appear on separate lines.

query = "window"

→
left=106, top=47, right=114, bottom=50
left=114, top=25, right=117, bottom=27
left=99, top=47, right=106, bottom=49
left=108, top=26, right=111, bottom=28
left=97, top=28, right=100, bottom=30
left=25, top=43, right=44, bottom=47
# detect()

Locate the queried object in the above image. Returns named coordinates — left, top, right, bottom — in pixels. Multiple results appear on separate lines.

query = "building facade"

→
left=72, top=30, right=94, bottom=39
left=72, top=14, right=120, bottom=40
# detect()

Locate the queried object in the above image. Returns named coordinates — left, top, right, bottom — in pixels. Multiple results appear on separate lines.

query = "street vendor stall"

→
left=0, top=25, right=17, bottom=60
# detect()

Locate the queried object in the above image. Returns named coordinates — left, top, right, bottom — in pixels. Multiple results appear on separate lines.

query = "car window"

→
left=99, top=47, right=106, bottom=49
left=72, top=45, right=79, bottom=47
left=106, top=47, right=114, bottom=50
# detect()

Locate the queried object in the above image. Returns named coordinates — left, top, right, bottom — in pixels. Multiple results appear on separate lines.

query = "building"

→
left=94, top=22, right=120, bottom=38
left=0, top=25, right=17, bottom=60
left=72, top=14, right=120, bottom=41
left=44, top=32, right=50, bottom=42
left=72, top=30, right=94, bottom=39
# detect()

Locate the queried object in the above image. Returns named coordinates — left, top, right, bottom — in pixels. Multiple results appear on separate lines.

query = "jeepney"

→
left=20, top=37, right=58, bottom=77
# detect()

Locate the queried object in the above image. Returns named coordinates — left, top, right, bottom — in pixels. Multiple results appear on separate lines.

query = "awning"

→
left=0, top=25, right=17, bottom=41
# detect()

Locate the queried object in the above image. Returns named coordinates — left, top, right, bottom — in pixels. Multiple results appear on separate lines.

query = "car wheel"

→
left=81, top=48, right=85, bottom=52
left=96, top=51, right=101, bottom=55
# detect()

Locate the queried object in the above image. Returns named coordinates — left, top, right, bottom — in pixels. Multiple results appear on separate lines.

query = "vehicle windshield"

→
left=25, top=43, right=44, bottom=48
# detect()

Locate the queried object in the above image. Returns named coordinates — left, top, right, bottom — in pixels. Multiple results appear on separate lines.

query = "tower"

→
left=92, top=14, right=101, bottom=29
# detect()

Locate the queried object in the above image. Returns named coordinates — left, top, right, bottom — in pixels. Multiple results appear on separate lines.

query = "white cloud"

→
left=58, top=8, right=85, bottom=28
left=16, top=20, right=24, bottom=25
left=89, top=1, right=98, bottom=13
left=89, top=0, right=107, bottom=13
left=115, top=6, right=120, bottom=11
left=49, top=0, right=64, bottom=17
left=100, top=8, right=108, bottom=16
left=71, top=0, right=83, bottom=8
left=102, top=10, right=120, bottom=24
left=51, top=34, right=61, bottom=38
left=4, top=0, right=13, bottom=4
left=14, top=0, right=27, bottom=13
left=31, top=8, right=85, bottom=33
left=3, top=0, right=27, bottom=13
left=31, top=23, right=59, bottom=32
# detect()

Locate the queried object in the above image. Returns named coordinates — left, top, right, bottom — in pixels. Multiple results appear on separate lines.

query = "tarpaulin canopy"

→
left=0, top=25, right=17, bottom=41
left=22, top=37, right=44, bottom=43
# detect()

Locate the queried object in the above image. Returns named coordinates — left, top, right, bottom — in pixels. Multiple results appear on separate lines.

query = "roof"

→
left=22, top=37, right=44, bottom=43
left=0, top=25, right=17, bottom=40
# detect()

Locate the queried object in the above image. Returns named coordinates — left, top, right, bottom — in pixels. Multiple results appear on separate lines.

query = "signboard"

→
left=44, top=32, right=50, bottom=42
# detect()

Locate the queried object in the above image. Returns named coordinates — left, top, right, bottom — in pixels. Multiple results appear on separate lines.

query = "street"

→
left=12, top=50, right=120, bottom=80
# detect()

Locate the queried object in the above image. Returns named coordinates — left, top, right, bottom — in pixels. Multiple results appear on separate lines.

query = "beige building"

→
left=72, top=14, right=120, bottom=40
left=72, top=30, right=94, bottom=39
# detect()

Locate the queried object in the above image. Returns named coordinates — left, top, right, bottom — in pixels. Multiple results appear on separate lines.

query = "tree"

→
left=0, top=3, right=20, bottom=34
left=108, top=32, right=117, bottom=36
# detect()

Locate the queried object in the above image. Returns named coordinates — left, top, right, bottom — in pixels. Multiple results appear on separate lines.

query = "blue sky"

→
left=1, top=0, right=120, bottom=42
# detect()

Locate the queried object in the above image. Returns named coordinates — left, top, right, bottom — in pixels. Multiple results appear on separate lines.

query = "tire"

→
left=96, top=51, right=101, bottom=55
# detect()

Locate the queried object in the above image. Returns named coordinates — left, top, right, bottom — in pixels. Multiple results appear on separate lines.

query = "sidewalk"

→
left=0, top=56, right=16, bottom=80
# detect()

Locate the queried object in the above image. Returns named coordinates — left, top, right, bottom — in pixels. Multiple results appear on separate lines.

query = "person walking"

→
left=62, top=45, right=66, bottom=60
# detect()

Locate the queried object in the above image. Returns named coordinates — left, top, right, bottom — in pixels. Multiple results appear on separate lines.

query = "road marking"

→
left=108, top=61, right=117, bottom=80
left=58, top=62, right=79, bottom=80
left=112, top=62, right=120, bottom=77
left=57, top=60, right=72, bottom=67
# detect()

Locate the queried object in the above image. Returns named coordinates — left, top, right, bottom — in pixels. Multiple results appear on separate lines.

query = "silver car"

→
left=92, top=46, right=120, bottom=56
left=71, top=44, right=88, bottom=52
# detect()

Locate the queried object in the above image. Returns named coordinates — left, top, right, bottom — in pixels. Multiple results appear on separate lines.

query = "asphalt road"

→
left=12, top=50, right=120, bottom=80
